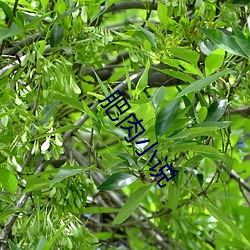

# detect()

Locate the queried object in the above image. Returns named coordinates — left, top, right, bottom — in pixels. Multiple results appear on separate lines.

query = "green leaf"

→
left=0, top=168, right=18, bottom=194
left=168, top=184, right=180, bottom=210
left=177, top=89, right=195, bottom=119
left=168, top=47, right=200, bottom=65
left=42, top=223, right=69, bottom=250
left=34, top=125, right=79, bottom=140
left=176, top=70, right=231, bottom=98
left=41, top=101, right=60, bottom=125
left=0, top=2, right=14, bottom=21
left=95, top=232, right=124, bottom=240
left=197, top=91, right=209, bottom=107
left=81, top=100, right=97, bottom=120
left=205, top=99, right=228, bottom=122
left=230, top=24, right=250, bottom=58
left=40, top=0, right=49, bottom=9
left=0, top=209, right=23, bottom=223
left=53, top=92, right=84, bottom=112
left=98, top=172, right=137, bottom=191
left=105, top=0, right=117, bottom=9
left=178, top=144, right=219, bottom=156
left=155, top=99, right=179, bottom=137
left=0, top=26, right=23, bottom=42
left=193, top=121, right=231, bottom=129
left=25, top=12, right=52, bottom=30
left=178, top=61, right=203, bottom=76
left=112, top=185, right=151, bottom=224
left=200, top=28, right=247, bottom=58
left=80, top=206, right=120, bottom=214
left=14, top=15, right=24, bottom=28
left=170, top=126, right=220, bottom=139
left=203, top=201, right=250, bottom=248
left=123, top=60, right=132, bottom=94
left=51, top=166, right=86, bottom=186
left=134, top=59, right=151, bottom=98
left=24, top=177, right=51, bottom=192
left=186, top=167, right=204, bottom=187
left=183, top=155, right=203, bottom=168
left=151, top=86, right=166, bottom=111
left=198, top=106, right=208, bottom=122
left=157, top=1, right=168, bottom=24
left=156, top=68, right=195, bottom=83
left=199, top=39, right=218, bottom=55
left=205, top=49, right=225, bottom=75
left=55, top=0, right=66, bottom=14
left=138, top=27, right=157, bottom=48
left=93, top=70, right=110, bottom=97
left=231, top=24, right=247, bottom=40
left=50, top=24, right=64, bottom=47
left=234, top=35, right=250, bottom=58
left=171, top=143, right=230, bottom=166
left=232, top=0, right=250, bottom=4
left=170, top=142, right=197, bottom=152
left=8, top=241, right=21, bottom=250
left=36, top=236, right=48, bottom=250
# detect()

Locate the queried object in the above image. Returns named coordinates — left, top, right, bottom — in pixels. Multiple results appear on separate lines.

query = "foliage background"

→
left=0, top=0, right=250, bottom=249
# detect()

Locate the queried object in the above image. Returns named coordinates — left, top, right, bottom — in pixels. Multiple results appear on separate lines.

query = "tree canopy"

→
left=0, top=0, right=250, bottom=249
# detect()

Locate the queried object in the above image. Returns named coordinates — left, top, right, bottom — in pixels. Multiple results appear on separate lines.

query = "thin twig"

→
left=141, top=0, right=156, bottom=28
left=32, top=80, right=42, bottom=115
left=239, top=183, right=250, bottom=206
left=12, top=0, right=19, bottom=17
left=198, top=170, right=218, bottom=197
left=138, top=209, right=173, bottom=249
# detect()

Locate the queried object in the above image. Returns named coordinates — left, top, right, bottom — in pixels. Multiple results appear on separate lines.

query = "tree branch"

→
left=0, top=54, right=26, bottom=77
left=230, top=106, right=250, bottom=118
left=0, top=45, right=50, bottom=78
left=82, top=63, right=186, bottom=90
left=2, top=32, right=46, bottom=56
left=219, top=163, right=250, bottom=193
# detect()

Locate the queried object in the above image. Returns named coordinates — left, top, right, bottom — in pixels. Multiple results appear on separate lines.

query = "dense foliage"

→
left=0, top=0, right=250, bottom=249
